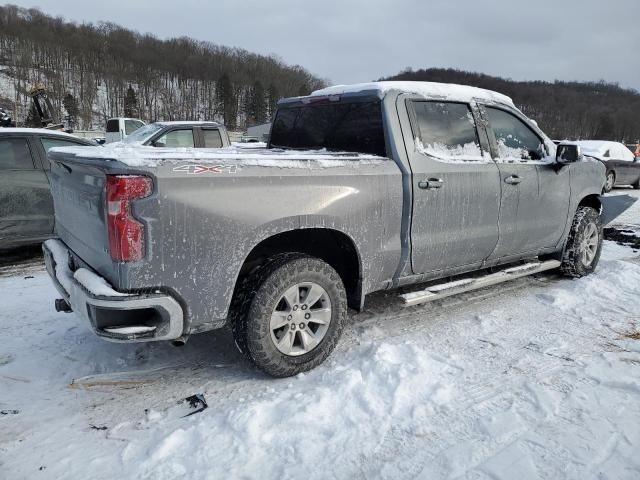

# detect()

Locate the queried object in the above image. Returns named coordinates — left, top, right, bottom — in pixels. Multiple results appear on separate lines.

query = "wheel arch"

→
left=578, top=193, right=602, bottom=214
left=233, top=228, right=364, bottom=311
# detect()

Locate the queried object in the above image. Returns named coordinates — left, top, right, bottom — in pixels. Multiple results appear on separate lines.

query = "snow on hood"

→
left=47, top=143, right=387, bottom=168
left=311, top=81, right=514, bottom=106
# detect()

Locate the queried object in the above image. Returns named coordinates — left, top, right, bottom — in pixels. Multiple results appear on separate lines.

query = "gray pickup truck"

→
left=43, top=82, right=605, bottom=377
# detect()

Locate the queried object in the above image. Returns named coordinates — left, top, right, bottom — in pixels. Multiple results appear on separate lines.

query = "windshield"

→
left=269, top=100, right=386, bottom=157
left=122, top=123, right=163, bottom=144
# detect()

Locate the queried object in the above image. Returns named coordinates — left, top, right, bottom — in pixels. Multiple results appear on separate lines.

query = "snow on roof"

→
left=575, top=140, right=635, bottom=161
left=311, top=81, right=514, bottom=106
left=0, top=127, right=81, bottom=138
left=155, top=121, right=223, bottom=126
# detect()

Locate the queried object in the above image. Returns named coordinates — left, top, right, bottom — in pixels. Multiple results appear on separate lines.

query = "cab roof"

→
left=307, top=81, right=514, bottom=107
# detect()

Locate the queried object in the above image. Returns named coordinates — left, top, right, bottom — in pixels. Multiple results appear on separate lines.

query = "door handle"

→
left=504, top=175, right=522, bottom=185
left=418, top=178, right=444, bottom=190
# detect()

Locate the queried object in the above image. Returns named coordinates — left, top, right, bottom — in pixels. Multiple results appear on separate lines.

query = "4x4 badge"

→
left=172, top=164, right=238, bottom=175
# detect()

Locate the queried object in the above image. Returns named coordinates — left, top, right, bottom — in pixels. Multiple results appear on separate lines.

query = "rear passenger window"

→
left=485, top=107, right=545, bottom=161
left=412, top=101, right=484, bottom=161
left=154, top=129, right=195, bottom=148
left=106, top=119, right=120, bottom=133
left=202, top=129, right=223, bottom=148
left=0, top=138, right=34, bottom=169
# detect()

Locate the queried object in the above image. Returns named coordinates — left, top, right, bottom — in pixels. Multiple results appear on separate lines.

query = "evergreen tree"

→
left=249, top=80, right=267, bottom=125
left=62, top=93, right=79, bottom=129
left=124, top=85, right=139, bottom=118
left=216, top=73, right=236, bottom=129
left=267, top=83, right=280, bottom=119
left=298, top=83, right=311, bottom=97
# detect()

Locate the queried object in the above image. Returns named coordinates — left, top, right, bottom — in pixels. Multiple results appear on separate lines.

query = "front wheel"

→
left=560, top=206, right=603, bottom=278
left=231, top=254, right=347, bottom=377
left=603, top=171, right=615, bottom=193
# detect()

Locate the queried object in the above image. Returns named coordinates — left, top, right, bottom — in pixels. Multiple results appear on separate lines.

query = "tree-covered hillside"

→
left=382, top=68, right=640, bottom=142
left=0, top=5, right=324, bottom=130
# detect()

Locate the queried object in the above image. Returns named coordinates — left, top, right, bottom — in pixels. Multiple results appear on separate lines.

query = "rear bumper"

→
left=43, top=239, right=185, bottom=343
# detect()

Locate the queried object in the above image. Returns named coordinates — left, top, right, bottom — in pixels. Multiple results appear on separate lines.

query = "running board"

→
left=400, top=260, right=561, bottom=307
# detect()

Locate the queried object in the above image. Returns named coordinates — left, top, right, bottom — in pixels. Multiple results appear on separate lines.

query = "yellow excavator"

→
left=29, top=84, right=64, bottom=130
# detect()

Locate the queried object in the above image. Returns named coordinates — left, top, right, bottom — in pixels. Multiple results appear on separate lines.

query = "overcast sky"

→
left=9, top=0, right=640, bottom=91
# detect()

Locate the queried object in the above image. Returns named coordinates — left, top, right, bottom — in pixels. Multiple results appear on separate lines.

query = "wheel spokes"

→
left=304, top=284, right=324, bottom=307
left=299, top=329, right=319, bottom=351
left=270, top=312, right=290, bottom=330
left=308, top=307, right=331, bottom=325
left=276, top=330, right=295, bottom=355
left=282, top=285, right=300, bottom=309
left=269, top=281, right=333, bottom=356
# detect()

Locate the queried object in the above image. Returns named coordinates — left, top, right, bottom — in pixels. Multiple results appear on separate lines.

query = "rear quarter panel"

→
left=556, top=159, right=606, bottom=248
left=122, top=158, right=403, bottom=331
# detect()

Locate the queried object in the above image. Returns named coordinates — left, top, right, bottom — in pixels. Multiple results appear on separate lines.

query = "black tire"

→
left=560, top=206, right=603, bottom=278
left=632, top=178, right=640, bottom=190
left=231, top=253, right=347, bottom=377
left=603, top=171, right=615, bottom=193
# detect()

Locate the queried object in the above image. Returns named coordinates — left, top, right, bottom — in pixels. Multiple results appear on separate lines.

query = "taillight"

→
left=106, top=175, right=153, bottom=262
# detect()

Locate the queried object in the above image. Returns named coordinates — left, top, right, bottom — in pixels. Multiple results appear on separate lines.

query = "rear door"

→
left=0, top=135, right=53, bottom=242
left=403, top=98, right=501, bottom=274
left=198, top=127, right=224, bottom=148
left=482, top=105, right=570, bottom=258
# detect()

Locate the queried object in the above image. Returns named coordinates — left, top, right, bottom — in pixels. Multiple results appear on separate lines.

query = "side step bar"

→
left=400, top=260, right=561, bottom=307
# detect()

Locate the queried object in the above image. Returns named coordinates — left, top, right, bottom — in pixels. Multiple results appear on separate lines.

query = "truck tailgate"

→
left=48, top=153, right=116, bottom=280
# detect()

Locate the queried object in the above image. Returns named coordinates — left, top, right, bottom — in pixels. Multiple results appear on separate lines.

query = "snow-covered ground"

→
left=1, top=193, right=639, bottom=479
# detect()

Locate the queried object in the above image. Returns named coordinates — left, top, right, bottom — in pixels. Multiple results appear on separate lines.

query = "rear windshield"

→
left=106, top=119, right=120, bottom=133
left=122, top=123, right=163, bottom=144
left=269, top=100, right=386, bottom=157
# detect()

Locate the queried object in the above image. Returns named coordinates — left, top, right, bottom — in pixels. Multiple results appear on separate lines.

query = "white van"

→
left=105, top=117, right=145, bottom=144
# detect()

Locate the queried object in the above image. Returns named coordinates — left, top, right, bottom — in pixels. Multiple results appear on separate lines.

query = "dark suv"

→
left=0, top=128, right=94, bottom=249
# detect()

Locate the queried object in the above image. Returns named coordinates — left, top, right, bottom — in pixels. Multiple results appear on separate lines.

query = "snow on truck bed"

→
left=47, top=143, right=387, bottom=168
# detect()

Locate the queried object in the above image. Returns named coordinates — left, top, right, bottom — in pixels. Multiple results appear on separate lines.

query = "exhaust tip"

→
left=55, top=298, right=72, bottom=313
left=172, top=335, right=189, bottom=347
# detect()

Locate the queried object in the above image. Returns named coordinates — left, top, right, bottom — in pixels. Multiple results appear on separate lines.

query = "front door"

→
left=482, top=105, right=570, bottom=258
left=403, top=99, right=501, bottom=274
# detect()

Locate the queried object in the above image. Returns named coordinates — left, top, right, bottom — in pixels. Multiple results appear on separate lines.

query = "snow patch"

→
left=312, top=81, right=515, bottom=107
left=44, top=239, right=73, bottom=293
left=103, top=326, right=156, bottom=334
left=48, top=144, right=387, bottom=169
left=73, top=268, right=130, bottom=297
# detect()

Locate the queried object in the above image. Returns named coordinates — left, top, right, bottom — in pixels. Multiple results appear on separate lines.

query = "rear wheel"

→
left=603, top=171, right=615, bottom=193
left=560, top=206, right=603, bottom=278
left=231, top=254, right=347, bottom=377
left=632, top=177, right=640, bottom=190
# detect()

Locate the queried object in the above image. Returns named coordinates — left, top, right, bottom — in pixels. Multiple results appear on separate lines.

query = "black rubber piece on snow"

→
left=181, top=394, right=208, bottom=417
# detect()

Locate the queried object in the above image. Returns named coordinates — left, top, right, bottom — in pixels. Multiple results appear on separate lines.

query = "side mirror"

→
left=556, top=143, right=583, bottom=164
